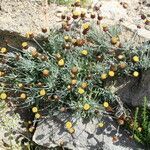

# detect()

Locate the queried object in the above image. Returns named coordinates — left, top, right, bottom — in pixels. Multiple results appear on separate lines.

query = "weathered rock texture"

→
left=0, top=0, right=63, bottom=37
left=33, top=114, right=143, bottom=150
left=0, top=0, right=150, bottom=43
left=116, top=69, right=150, bottom=107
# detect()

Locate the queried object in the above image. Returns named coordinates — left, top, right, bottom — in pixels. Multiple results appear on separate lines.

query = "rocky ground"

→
left=0, top=0, right=150, bottom=149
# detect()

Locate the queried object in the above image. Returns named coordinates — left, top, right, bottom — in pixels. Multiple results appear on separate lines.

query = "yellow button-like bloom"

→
left=76, top=0, right=80, bottom=2
left=82, top=23, right=90, bottom=30
left=81, top=8, right=87, bottom=14
left=26, top=32, right=33, bottom=38
left=68, top=127, right=75, bottom=134
left=103, top=102, right=109, bottom=108
left=98, top=122, right=104, bottom=128
left=83, top=103, right=90, bottom=111
left=133, top=71, right=139, bottom=77
left=138, top=127, right=142, bottom=132
left=58, top=59, right=65, bottom=67
left=1, top=47, right=7, bottom=53
left=133, top=56, right=139, bottom=62
left=28, top=121, right=32, bottom=124
left=73, top=10, right=81, bottom=16
left=20, top=93, right=26, bottom=99
left=78, top=87, right=85, bottom=94
left=65, top=121, right=72, bottom=129
left=40, top=89, right=46, bottom=96
left=29, top=127, right=34, bottom=132
left=108, top=71, right=115, bottom=77
left=71, top=79, right=77, bottom=85
left=101, top=73, right=107, bottom=80
left=0, top=71, right=5, bottom=77
left=42, top=69, right=49, bottom=76
left=35, top=113, right=41, bottom=119
left=22, top=42, right=28, bottom=48
left=64, top=35, right=70, bottom=41
left=0, top=93, right=7, bottom=100
left=81, top=50, right=88, bottom=56
left=111, top=37, right=118, bottom=45
left=18, top=83, right=23, bottom=88
left=32, top=107, right=38, bottom=113
left=81, top=82, right=88, bottom=89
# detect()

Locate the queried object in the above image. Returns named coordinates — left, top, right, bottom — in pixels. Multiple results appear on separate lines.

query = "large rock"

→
left=116, top=69, right=150, bottom=107
left=0, top=0, right=149, bottom=41
left=33, top=114, right=143, bottom=150
left=0, top=0, right=63, bottom=38
left=0, top=101, right=24, bottom=150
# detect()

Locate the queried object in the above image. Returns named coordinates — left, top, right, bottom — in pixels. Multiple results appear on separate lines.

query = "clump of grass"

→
left=132, top=97, right=150, bottom=147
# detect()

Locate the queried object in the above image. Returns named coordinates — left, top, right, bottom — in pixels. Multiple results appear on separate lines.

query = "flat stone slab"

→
left=33, top=114, right=143, bottom=150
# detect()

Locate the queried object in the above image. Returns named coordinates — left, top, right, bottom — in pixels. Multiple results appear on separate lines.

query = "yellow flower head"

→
left=35, top=113, right=41, bottom=119
left=68, top=127, right=75, bottom=134
left=65, top=121, right=72, bottom=129
left=29, top=127, right=34, bottom=132
left=111, top=37, right=119, bottom=45
left=118, top=55, right=124, bottom=60
left=103, top=102, right=109, bottom=108
left=71, top=79, right=77, bottom=85
left=40, top=89, right=46, bottom=96
left=0, top=93, right=7, bottom=100
left=26, top=32, right=33, bottom=38
left=133, top=56, right=139, bottom=62
left=0, top=71, right=5, bottom=77
left=76, top=0, right=80, bottom=2
left=138, top=127, right=142, bottom=132
left=81, top=8, right=87, bottom=14
left=28, top=121, right=32, bottom=124
left=58, top=59, right=65, bottom=67
left=55, top=53, right=61, bottom=60
left=1, top=47, right=7, bottom=54
left=100, top=24, right=108, bottom=29
left=64, top=35, right=69, bottom=41
left=81, top=82, right=88, bottom=89
left=20, top=93, right=26, bottom=99
left=22, top=42, right=28, bottom=48
left=83, top=103, right=90, bottom=111
left=42, top=69, right=49, bottom=76
left=133, top=71, right=139, bottom=77
left=18, top=83, right=23, bottom=88
left=108, top=71, right=115, bottom=77
left=82, top=23, right=90, bottom=30
left=81, top=50, right=88, bottom=56
left=101, top=73, right=107, bottom=80
left=78, top=87, right=85, bottom=94
left=32, top=107, right=38, bottom=113
left=98, top=122, right=104, bottom=128
left=73, top=10, right=81, bottom=16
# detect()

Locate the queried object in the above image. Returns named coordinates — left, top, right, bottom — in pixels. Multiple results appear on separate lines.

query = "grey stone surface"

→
left=33, top=114, right=143, bottom=150
left=116, top=69, right=150, bottom=107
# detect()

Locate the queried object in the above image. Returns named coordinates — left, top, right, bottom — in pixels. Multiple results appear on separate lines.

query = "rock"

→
left=100, top=1, right=128, bottom=20
left=33, top=114, right=143, bottom=150
left=0, top=0, right=149, bottom=48
left=121, top=22, right=150, bottom=40
left=0, top=101, right=25, bottom=150
left=0, top=0, right=64, bottom=38
left=116, top=69, right=150, bottom=107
